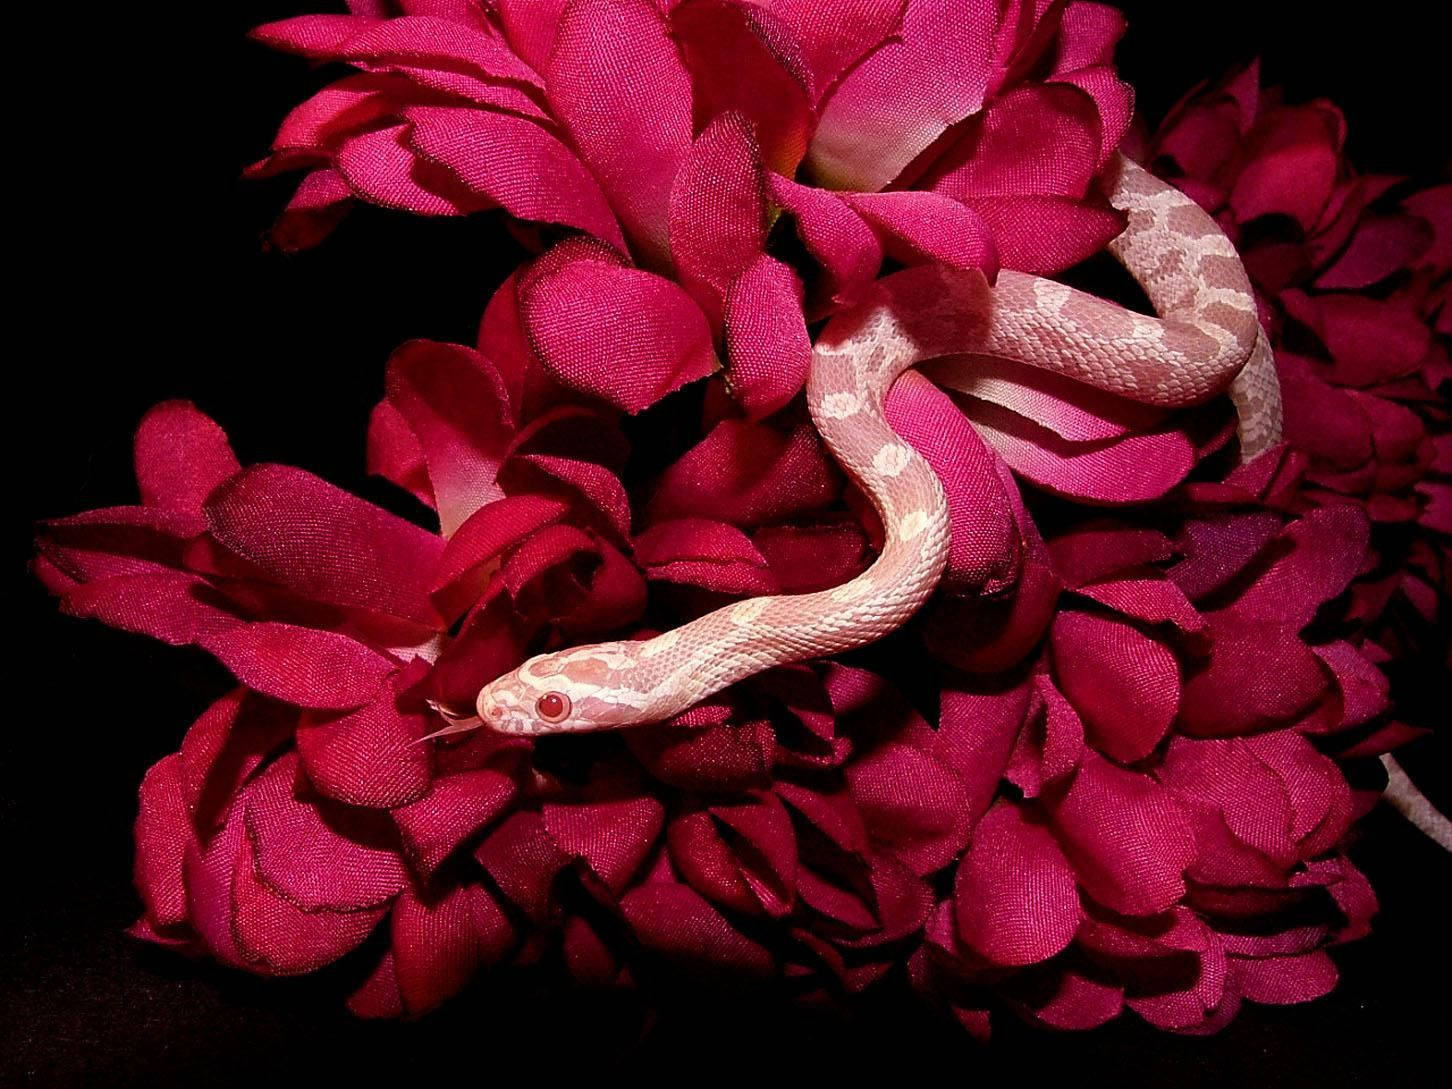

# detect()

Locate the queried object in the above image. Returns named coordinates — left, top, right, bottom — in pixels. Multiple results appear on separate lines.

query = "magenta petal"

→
left=295, top=687, right=432, bottom=808
left=231, top=851, right=386, bottom=976
left=966, top=398, right=1195, bottom=503
left=808, top=0, right=999, bottom=191
left=205, top=464, right=445, bottom=627
left=723, top=255, right=813, bottom=419
left=845, top=742, right=972, bottom=876
left=846, top=191, right=998, bottom=275
left=542, top=794, right=665, bottom=893
left=405, top=105, right=626, bottom=251
left=430, top=494, right=571, bottom=619
left=1051, top=608, right=1181, bottom=763
left=755, top=0, right=906, bottom=103
left=384, top=340, right=514, bottom=537
left=201, top=623, right=396, bottom=710
left=621, top=881, right=774, bottom=976
left=134, top=755, right=192, bottom=930
left=393, top=769, right=517, bottom=878
left=245, top=756, right=409, bottom=912
left=966, top=194, right=1127, bottom=275
left=955, top=801, right=1080, bottom=966
left=133, top=402, right=240, bottom=512
left=1225, top=505, right=1369, bottom=629
left=1047, top=752, right=1194, bottom=916
left=634, top=518, right=776, bottom=595
left=649, top=418, right=839, bottom=525
left=1179, top=617, right=1329, bottom=736
left=335, top=123, right=482, bottom=215
left=768, top=174, right=882, bottom=306
left=1234, top=951, right=1338, bottom=1005
left=927, top=82, right=1102, bottom=200
left=669, top=111, right=768, bottom=325
left=544, top=0, right=692, bottom=268
left=886, top=370, right=1018, bottom=592
left=1229, top=105, right=1340, bottom=231
left=367, top=400, right=433, bottom=507
left=390, top=883, right=514, bottom=1016
left=518, top=241, right=717, bottom=413
left=671, top=0, right=812, bottom=174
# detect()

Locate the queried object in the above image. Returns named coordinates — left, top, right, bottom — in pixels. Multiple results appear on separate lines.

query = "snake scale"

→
left=455, top=153, right=1282, bottom=737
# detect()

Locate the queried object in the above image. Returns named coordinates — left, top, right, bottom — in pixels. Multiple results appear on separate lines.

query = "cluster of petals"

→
left=1141, top=61, right=1450, bottom=715
left=31, top=19, right=1422, bottom=1033
left=252, top=0, right=1133, bottom=416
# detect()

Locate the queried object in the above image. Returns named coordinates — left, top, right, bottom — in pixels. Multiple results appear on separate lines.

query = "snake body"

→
left=471, top=154, right=1281, bottom=736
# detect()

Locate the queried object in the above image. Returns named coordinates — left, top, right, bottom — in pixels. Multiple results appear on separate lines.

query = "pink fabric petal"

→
left=621, top=882, right=774, bottom=976
left=133, top=402, right=240, bottom=512
left=393, top=769, right=517, bottom=877
left=1233, top=951, right=1338, bottom=1005
left=886, top=370, right=1018, bottom=592
left=205, top=464, right=445, bottom=627
left=671, top=0, right=813, bottom=174
left=542, top=794, right=665, bottom=893
left=390, top=883, right=514, bottom=1015
left=430, top=493, right=570, bottom=619
left=634, top=518, right=776, bottom=595
left=648, top=419, right=840, bottom=525
left=1224, top=505, right=1369, bottom=629
left=808, top=0, right=1001, bottom=191
left=1178, top=617, right=1330, bottom=736
left=846, top=742, right=972, bottom=875
left=200, top=623, right=397, bottom=710
left=668, top=111, right=768, bottom=326
left=405, top=105, right=627, bottom=250
left=295, top=685, right=432, bottom=808
left=134, top=755, right=192, bottom=931
left=544, top=0, right=693, bottom=268
left=955, top=801, right=1080, bottom=966
left=383, top=340, right=514, bottom=537
left=768, top=174, right=882, bottom=307
left=518, top=241, right=717, bottom=413
left=1051, top=608, right=1181, bottom=763
left=1047, top=752, right=1195, bottom=916
left=965, top=398, right=1195, bottom=503
left=845, top=191, right=998, bottom=275
left=723, top=255, right=812, bottom=419
left=1229, top=105, right=1340, bottom=231
left=244, top=756, right=410, bottom=912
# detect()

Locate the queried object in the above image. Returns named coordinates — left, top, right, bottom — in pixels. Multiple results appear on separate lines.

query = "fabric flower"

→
left=251, top=0, right=1133, bottom=415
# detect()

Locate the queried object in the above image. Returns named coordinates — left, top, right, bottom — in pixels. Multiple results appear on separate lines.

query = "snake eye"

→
left=535, top=692, right=571, bottom=723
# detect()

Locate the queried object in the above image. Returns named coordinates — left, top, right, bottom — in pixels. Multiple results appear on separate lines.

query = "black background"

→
left=6, top=3, right=1449, bottom=1085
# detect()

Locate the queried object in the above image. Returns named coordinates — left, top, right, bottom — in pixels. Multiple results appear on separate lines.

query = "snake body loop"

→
left=470, top=154, right=1281, bottom=736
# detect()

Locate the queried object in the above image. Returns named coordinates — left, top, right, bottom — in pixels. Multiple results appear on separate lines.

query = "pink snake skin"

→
left=458, top=154, right=1283, bottom=737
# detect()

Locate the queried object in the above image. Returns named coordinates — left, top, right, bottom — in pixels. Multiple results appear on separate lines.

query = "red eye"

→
left=535, top=692, right=570, bottom=722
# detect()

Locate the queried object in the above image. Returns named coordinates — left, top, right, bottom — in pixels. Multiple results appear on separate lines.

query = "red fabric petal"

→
left=205, top=464, right=445, bottom=628
left=1051, top=607, right=1181, bottom=763
left=621, top=882, right=774, bottom=977
left=393, top=769, right=517, bottom=877
left=955, top=801, right=1080, bottom=966
left=723, top=255, right=813, bottom=419
left=518, top=241, right=717, bottom=413
left=295, top=685, right=432, bottom=808
left=544, top=0, right=692, bottom=268
left=1047, top=752, right=1195, bottom=916
left=133, top=402, right=240, bottom=512
left=406, top=105, right=627, bottom=250
left=245, top=756, right=409, bottom=912
left=671, top=0, right=813, bottom=174
left=648, top=418, right=840, bottom=525
left=383, top=340, right=514, bottom=537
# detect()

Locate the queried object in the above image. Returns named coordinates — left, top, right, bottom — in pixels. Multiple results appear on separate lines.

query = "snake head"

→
left=475, top=642, right=652, bottom=735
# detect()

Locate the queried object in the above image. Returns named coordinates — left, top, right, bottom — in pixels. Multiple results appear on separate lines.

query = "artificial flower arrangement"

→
left=35, top=0, right=1447, bottom=1033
